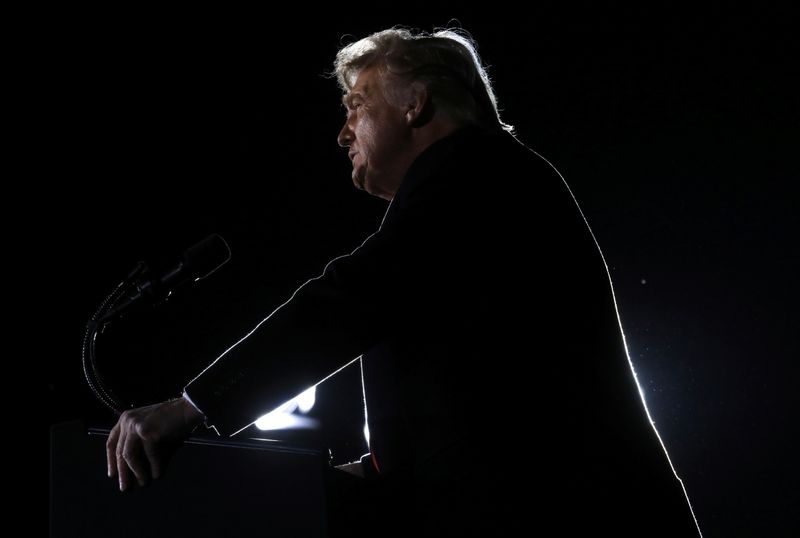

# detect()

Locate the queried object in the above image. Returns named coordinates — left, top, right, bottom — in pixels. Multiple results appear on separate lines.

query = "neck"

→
left=381, top=117, right=463, bottom=202
left=410, top=117, right=462, bottom=157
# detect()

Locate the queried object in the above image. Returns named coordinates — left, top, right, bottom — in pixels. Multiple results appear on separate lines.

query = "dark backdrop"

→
left=39, top=6, right=797, bottom=537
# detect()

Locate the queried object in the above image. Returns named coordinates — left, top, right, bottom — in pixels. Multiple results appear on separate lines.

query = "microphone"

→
left=99, top=234, right=231, bottom=323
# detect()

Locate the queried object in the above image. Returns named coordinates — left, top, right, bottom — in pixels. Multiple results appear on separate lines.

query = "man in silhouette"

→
left=107, top=27, right=700, bottom=536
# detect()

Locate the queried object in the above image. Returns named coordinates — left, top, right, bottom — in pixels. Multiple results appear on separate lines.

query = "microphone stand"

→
left=82, top=234, right=231, bottom=415
left=81, top=261, right=149, bottom=415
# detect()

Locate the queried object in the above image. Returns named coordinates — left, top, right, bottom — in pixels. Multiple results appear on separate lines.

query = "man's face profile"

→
left=337, top=66, right=410, bottom=201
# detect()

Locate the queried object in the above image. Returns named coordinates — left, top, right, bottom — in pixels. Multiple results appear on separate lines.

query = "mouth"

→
left=348, top=151, right=357, bottom=162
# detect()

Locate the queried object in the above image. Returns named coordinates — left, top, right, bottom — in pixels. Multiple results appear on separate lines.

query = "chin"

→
left=357, top=171, right=377, bottom=193
left=365, top=185, right=392, bottom=201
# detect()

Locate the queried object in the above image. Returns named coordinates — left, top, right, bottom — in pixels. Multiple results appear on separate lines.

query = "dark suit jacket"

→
left=186, top=127, right=699, bottom=535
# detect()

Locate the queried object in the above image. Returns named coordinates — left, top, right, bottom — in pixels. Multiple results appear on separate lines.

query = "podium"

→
left=50, top=421, right=331, bottom=537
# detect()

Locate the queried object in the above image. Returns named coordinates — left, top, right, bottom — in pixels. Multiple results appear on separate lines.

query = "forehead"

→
left=347, top=66, right=382, bottom=97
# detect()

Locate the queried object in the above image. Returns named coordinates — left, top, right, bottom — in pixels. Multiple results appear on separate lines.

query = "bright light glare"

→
left=253, top=386, right=317, bottom=431
left=296, top=386, right=316, bottom=413
left=255, top=413, right=319, bottom=431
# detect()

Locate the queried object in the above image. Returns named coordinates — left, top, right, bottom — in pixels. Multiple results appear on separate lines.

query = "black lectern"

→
left=50, top=421, right=330, bottom=537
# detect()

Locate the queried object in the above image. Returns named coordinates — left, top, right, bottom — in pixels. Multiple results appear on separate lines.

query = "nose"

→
left=337, top=120, right=353, bottom=148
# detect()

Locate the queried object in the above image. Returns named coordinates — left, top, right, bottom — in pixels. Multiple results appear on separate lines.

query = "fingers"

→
left=106, top=421, right=120, bottom=479
left=116, top=425, right=132, bottom=491
left=106, top=400, right=194, bottom=491
left=113, top=413, right=154, bottom=491
left=124, top=433, right=153, bottom=488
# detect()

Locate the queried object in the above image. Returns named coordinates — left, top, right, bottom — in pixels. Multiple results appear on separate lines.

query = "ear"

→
left=404, top=82, right=431, bottom=127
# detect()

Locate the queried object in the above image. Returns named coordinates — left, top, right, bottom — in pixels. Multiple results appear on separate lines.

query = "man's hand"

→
left=106, top=397, right=205, bottom=492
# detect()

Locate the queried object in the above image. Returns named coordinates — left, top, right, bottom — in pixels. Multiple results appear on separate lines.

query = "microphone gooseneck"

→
left=83, top=234, right=231, bottom=414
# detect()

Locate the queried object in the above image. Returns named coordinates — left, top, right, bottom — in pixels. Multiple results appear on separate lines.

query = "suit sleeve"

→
left=184, top=171, right=467, bottom=436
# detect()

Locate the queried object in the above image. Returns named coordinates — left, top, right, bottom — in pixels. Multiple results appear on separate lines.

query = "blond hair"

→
left=334, top=27, right=513, bottom=134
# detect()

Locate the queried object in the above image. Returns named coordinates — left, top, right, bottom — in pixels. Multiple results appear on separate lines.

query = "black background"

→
left=36, top=5, right=797, bottom=537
